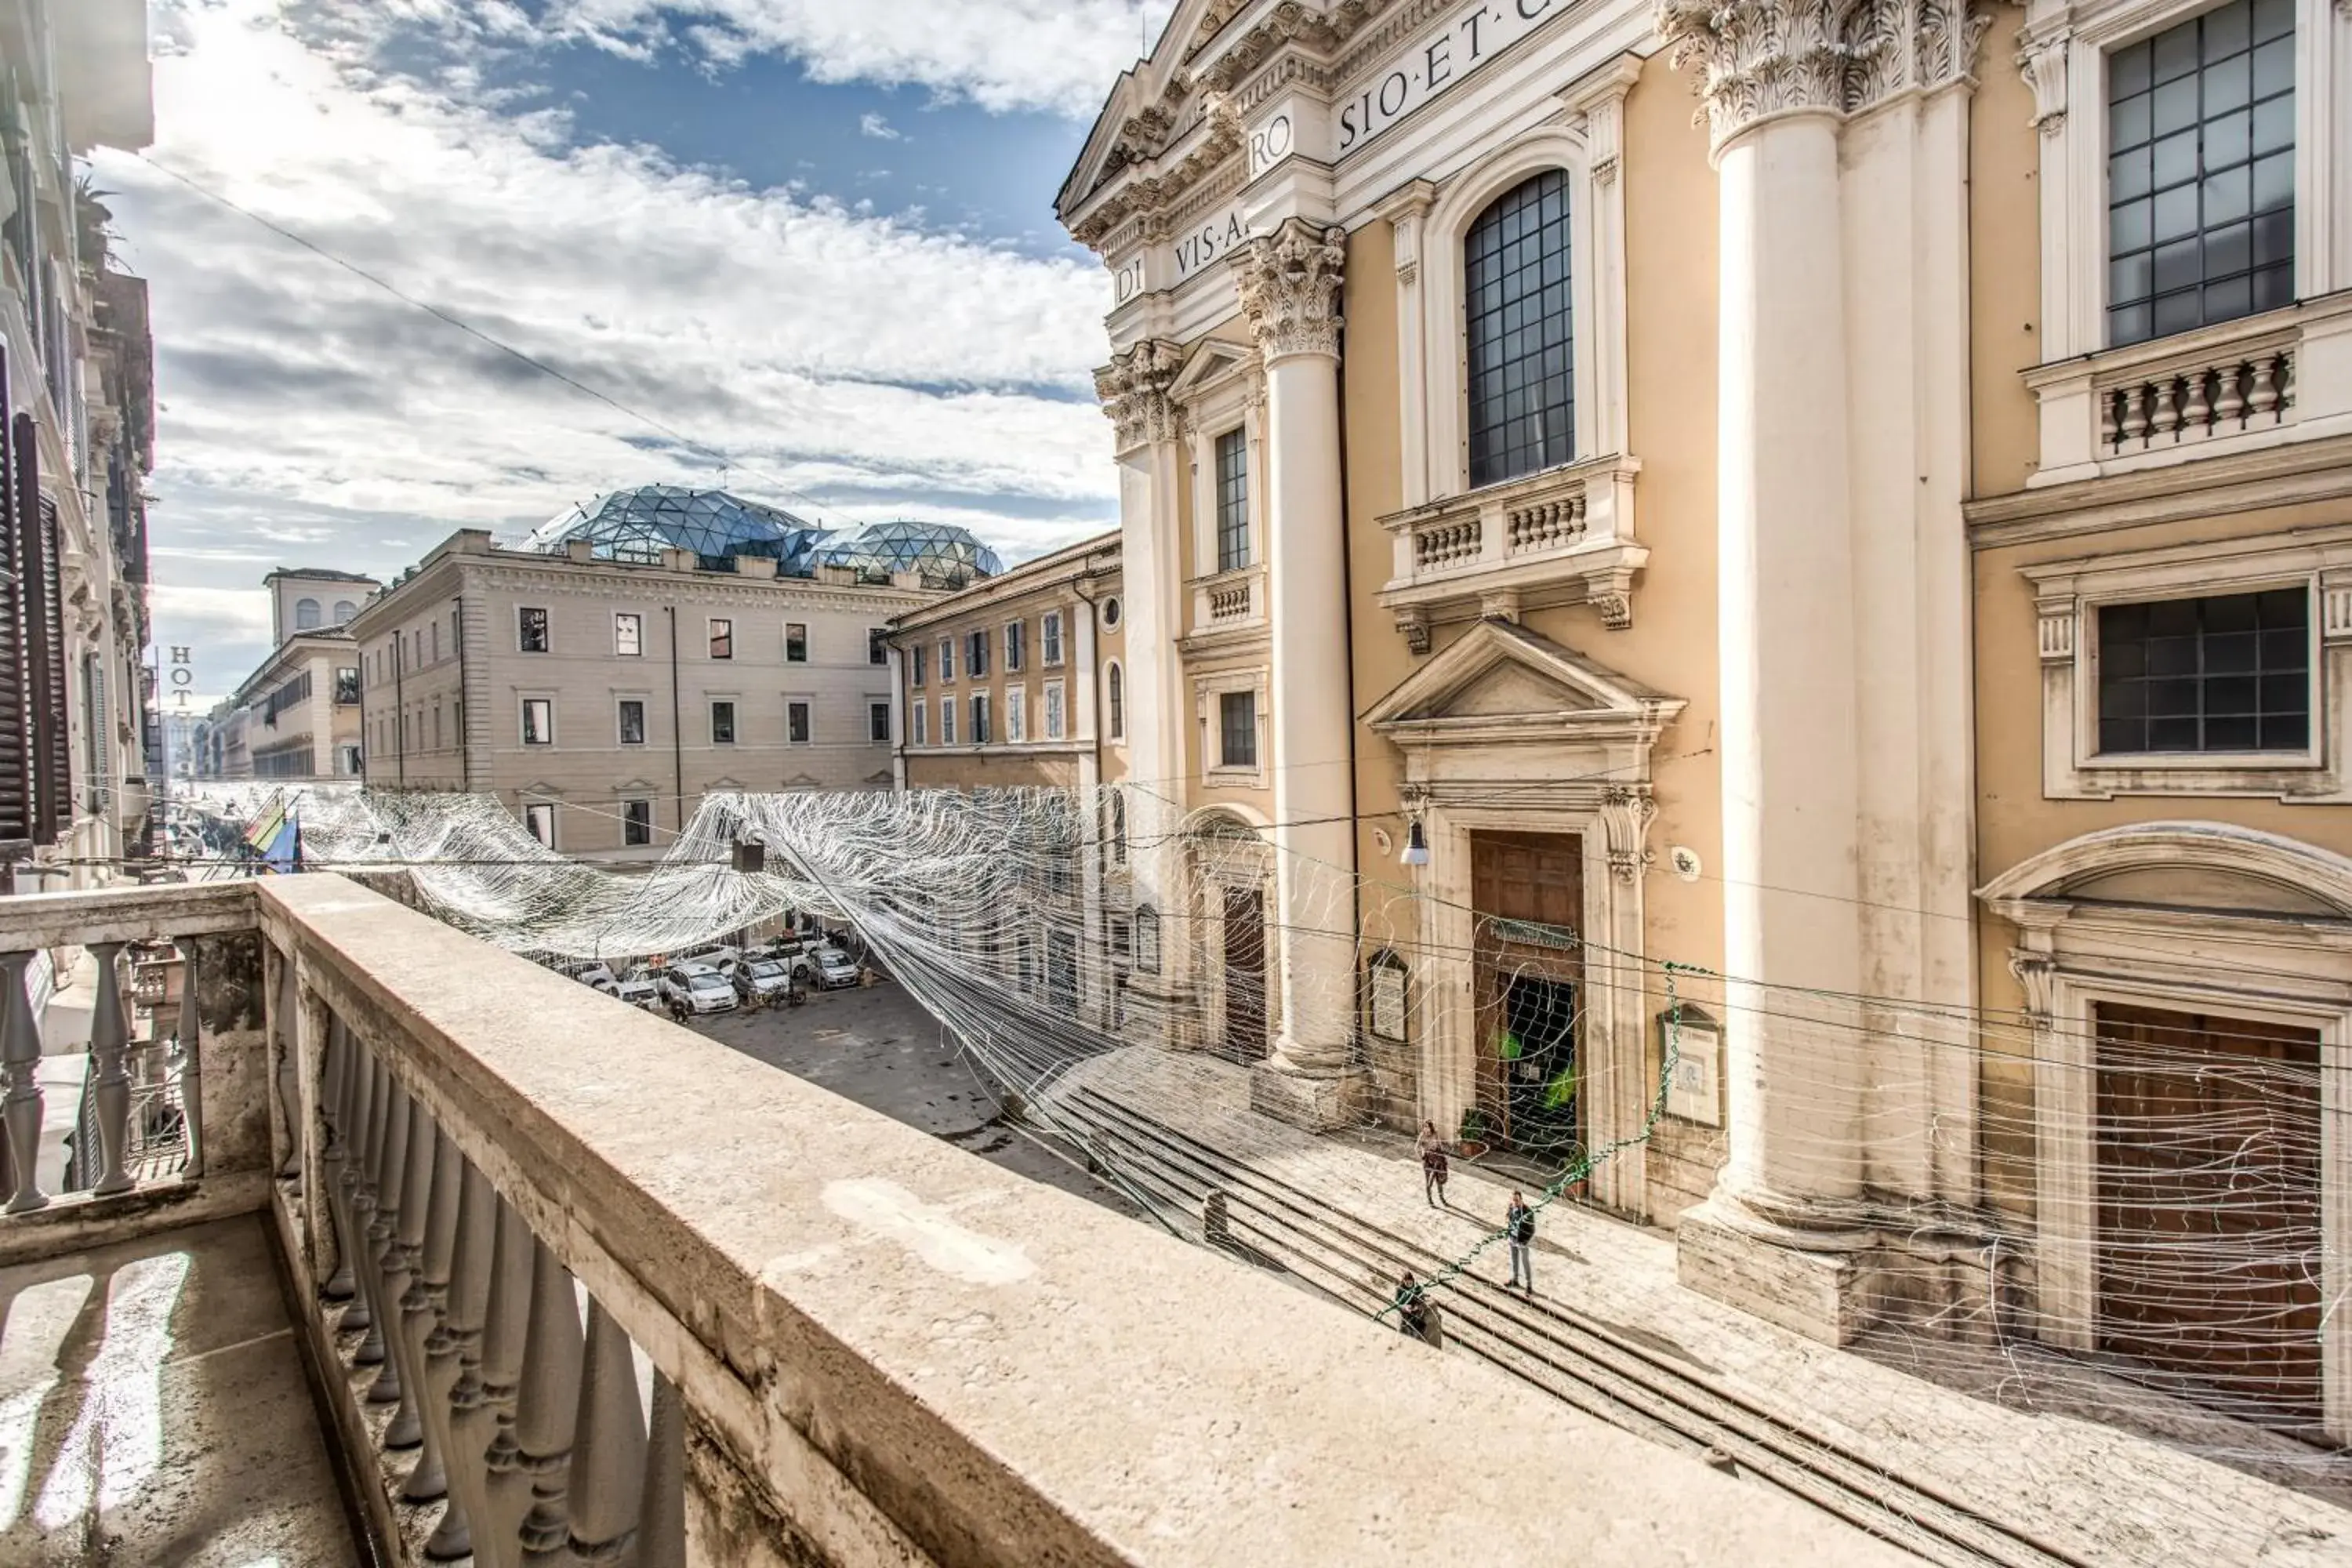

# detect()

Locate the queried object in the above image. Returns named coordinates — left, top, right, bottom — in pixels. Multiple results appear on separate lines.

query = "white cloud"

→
left=104, top=2, right=1123, bottom=697
left=858, top=111, right=899, bottom=140
left=519, top=1, right=1168, bottom=115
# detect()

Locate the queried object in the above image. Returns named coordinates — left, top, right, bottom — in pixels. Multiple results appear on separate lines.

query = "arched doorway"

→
left=1184, top=810, right=1273, bottom=1065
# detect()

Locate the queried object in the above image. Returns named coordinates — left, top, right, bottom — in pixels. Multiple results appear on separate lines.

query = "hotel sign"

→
left=1335, top=0, right=1566, bottom=158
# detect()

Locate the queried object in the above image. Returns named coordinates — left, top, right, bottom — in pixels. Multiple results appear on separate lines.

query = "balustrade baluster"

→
left=2100, top=387, right=2121, bottom=451
left=2120, top=383, right=2150, bottom=446
left=276, top=953, right=301, bottom=1182
left=514, top=1238, right=587, bottom=1565
left=564, top=1298, right=648, bottom=1565
left=341, top=1044, right=382, bottom=1336
left=2181, top=368, right=2214, bottom=435
left=369, top=1083, right=418, bottom=1435
left=478, top=1196, right=538, bottom=1568
left=321, top=1017, right=358, bottom=1301
left=174, top=940, right=206, bottom=1174
left=2248, top=354, right=2281, bottom=420
left=87, top=941, right=133, bottom=1196
left=392, top=1101, right=446, bottom=1486
left=639, top=1374, right=686, bottom=1568
left=2216, top=361, right=2248, bottom=425
left=0, top=950, right=47, bottom=1213
left=438, top=1159, right=498, bottom=1563
left=2150, top=376, right=2180, bottom=441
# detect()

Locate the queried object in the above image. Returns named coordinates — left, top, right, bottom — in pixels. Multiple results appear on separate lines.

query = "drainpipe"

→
left=666, top=605, right=685, bottom=833
left=455, top=596, right=474, bottom=793
left=392, top=620, right=405, bottom=788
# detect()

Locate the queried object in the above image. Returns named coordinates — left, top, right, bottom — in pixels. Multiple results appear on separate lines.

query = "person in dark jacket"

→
left=1416, top=1120, right=1449, bottom=1207
left=1504, top=1191, right=1535, bottom=1291
left=1393, top=1271, right=1435, bottom=1345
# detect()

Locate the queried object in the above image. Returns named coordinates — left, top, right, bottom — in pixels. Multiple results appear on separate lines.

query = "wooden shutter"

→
left=14, top=410, right=64, bottom=844
left=0, top=347, right=28, bottom=847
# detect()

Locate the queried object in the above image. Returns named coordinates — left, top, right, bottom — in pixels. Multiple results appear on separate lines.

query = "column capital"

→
left=1655, top=0, right=1995, bottom=155
left=1232, top=217, right=1347, bottom=365
left=1093, top=339, right=1185, bottom=456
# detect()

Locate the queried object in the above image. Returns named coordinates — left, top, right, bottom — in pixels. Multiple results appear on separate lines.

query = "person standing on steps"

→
left=1504, top=1191, right=1535, bottom=1292
left=1393, top=1271, right=1436, bottom=1345
left=1417, top=1120, right=1449, bottom=1207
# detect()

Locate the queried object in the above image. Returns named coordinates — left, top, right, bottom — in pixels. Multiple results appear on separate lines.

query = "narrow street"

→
left=670, top=978, right=1144, bottom=1220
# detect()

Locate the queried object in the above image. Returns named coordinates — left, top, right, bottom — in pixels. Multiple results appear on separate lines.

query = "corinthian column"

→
left=1231, top=219, right=1363, bottom=1131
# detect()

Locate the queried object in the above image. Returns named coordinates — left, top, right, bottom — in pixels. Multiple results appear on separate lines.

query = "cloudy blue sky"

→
left=95, top=0, right=1175, bottom=705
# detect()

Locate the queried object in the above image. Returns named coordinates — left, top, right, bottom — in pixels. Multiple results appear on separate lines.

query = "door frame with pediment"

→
left=1367, top=619, right=1683, bottom=1220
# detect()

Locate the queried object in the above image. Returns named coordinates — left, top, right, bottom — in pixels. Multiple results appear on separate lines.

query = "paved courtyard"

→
left=672, top=978, right=1143, bottom=1219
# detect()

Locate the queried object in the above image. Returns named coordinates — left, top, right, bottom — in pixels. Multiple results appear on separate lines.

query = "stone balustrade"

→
left=0, top=875, right=1914, bottom=1566
left=2025, top=291, right=2352, bottom=488
left=1377, top=454, right=1646, bottom=648
left=1186, top=564, right=1264, bottom=640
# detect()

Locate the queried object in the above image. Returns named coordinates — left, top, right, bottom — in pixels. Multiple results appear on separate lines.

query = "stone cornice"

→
left=1232, top=218, right=1348, bottom=364
left=1964, top=430, right=2352, bottom=548
left=1654, top=0, right=1994, bottom=155
left=1094, top=339, right=1187, bottom=454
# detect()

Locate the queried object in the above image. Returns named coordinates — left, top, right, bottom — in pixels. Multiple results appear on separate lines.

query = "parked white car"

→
left=656, top=963, right=738, bottom=1014
left=569, top=962, right=620, bottom=993
left=728, top=956, right=795, bottom=1003
left=613, top=967, right=659, bottom=1008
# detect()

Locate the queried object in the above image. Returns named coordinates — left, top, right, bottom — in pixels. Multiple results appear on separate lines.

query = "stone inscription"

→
left=1336, top=0, right=1566, bottom=158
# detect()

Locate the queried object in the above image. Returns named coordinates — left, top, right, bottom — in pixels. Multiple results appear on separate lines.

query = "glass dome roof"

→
left=817, top=521, right=1003, bottom=586
left=528, top=485, right=832, bottom=574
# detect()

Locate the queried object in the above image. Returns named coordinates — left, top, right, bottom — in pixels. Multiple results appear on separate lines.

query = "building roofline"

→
left=886, top=531, right=1122, bottom=633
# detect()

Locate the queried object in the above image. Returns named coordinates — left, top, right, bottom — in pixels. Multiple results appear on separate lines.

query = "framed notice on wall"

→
left=1367, top=953, right=1408, bottom=1042
left=1661, top=1010, right=1722, bottom=1128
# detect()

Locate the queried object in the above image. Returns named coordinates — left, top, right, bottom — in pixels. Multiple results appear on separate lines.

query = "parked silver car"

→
left=807, top=946, right=860, bottom=990
left=727, top=956, right=795, bottom=1003
left=656, top=962, right=738, bottom=1014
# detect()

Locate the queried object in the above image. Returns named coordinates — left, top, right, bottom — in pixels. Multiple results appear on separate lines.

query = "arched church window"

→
left=1465, top=169, right=1573, bottom=488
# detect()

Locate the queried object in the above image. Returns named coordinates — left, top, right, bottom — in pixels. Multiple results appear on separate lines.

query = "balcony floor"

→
left=0, top=1213, right=358, bottom=1566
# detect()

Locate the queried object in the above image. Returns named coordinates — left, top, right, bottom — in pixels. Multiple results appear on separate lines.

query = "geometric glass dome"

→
left=816, top=520, right=1003, bottom=586
left=526, top=484, right=834, bottom=575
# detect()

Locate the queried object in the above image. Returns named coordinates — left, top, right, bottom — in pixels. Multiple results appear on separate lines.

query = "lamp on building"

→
left=1400, top=818, right=1431, bottom=868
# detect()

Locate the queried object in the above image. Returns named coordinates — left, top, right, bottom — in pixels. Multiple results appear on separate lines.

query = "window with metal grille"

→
left=2105, top=0, right=2294, bottom=347
left=788, top=700, right=811, bottom=744
left=1215, top=427, right=1250, bottom=572
left=2097, top=588, right=2308, bottom=753
left=623, top=799, right=652, bottom=846
left=517, top=606, right=550, bottom=652
left=1465, top=169, right=1574, bottom=488
left=1218, top=690, right=1257, bottom=768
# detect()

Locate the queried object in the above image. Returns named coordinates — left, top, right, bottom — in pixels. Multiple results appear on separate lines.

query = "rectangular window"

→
left=787, top=699, right=811, bottom=744
left=618, top=699, right=646, bottom=746
left=1219, top=690, right=1258, bottom=768
left=622, top=798, right=652, bottom=846
left=910, top=644, right=927, bottom=687
left=786, top=622, right=808, bottom=662
left=1006, top=685, right=1027, bottom=742
left=1005, top=619, right=1026, bottom=672
left=524, top=803, right=555, bottom=848
left=431, top=622, right=441, bottom=662
left=1216, top=427, right=1250, bottom=572
left=2105, top=0, right=2295, bottom=347
left=518, top=606, right=550, bottom=653
left=1042, top=611, right=1064, bottom=667
left=710, top=700, right=736, bottom=745
left=334, top=666, right=360, bottom=705
left=1044, top=680, right=1065, bottom=740
left=615, top=612, right=642, bottom=656
left=710, top=618, right=735, bottom=659
left=434, top=706, right=443, bottom=750
left=967, top=628, right=990, bottom=678
left=521, top=697, right=553, bottom=746
left=940, top=695, right=956, bottom=746
left=938, top=637, right=956, bottom=682
left=869, top=627, right=888, bottom=666
left=912, top=700, right=928, bottom=746
left=971, top=692, right=992, bottom=744
left=869, top=701, right=891, bottom=744
left=2097, top=587, right=2309, bottom=753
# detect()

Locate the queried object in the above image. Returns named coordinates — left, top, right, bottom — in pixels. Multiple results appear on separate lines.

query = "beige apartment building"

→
left=888, top=532, right=1127, bottom=793
left=199, top=568, right=378, bottom=783
left=349, top=493, right=993, bottom=857
left=1064, top=0, right=2351, bottom=1437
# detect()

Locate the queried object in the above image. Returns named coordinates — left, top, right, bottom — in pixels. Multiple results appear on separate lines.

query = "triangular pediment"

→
left=515, top=780, right=566, bottom=799
left=705, top=775, right=747, bottom=793
left=863, top=770, right=895, bottom=789
left=610, top=778, right=658, bottom=796
left=1057, top=0, right=1234, bottom=223
left=1168, top=339, right=1253, bottom=402
left=783, top=772, right=825, bottom=790
left=1366, top=619, right=1684, bottom=739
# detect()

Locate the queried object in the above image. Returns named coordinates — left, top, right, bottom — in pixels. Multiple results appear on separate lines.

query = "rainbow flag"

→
left=241, top=791, right=289, bottom=853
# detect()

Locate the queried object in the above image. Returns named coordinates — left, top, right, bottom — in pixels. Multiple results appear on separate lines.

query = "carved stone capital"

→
left=1094, top=339, right=1186, bottom=455
left=2017, top=31, right=2068, bottom=136
left=1232, top=217, right=1347, bottom=365
left=2008, top=949, right=2057, bottom=1026
left=1600, top=786, right=1660, bottom=884
left=1656, top=0, right=1995, bottom=154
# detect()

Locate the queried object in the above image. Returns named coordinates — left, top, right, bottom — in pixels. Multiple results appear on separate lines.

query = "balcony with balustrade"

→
left=1374, top=455, right=1647, bottom=651
left=2024, top=290, right=2352, bottom=488
left=0, top=874, right=1914, bottom=1566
